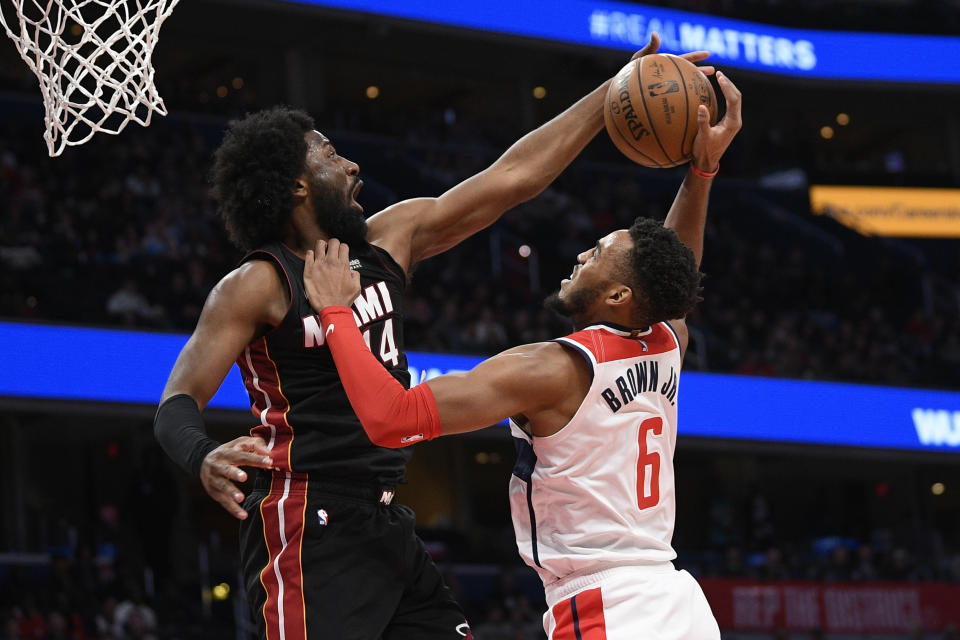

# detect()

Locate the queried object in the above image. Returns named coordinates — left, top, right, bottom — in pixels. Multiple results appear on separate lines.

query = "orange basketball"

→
left=604, top=53, right=718, bottom=168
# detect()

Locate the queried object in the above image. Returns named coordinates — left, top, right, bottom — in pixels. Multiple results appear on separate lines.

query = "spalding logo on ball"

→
left=605, top=53, right=718, bottom=168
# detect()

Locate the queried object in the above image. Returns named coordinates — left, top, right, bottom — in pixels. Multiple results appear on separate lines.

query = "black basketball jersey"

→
left=235, top=241, right=409, bottom=486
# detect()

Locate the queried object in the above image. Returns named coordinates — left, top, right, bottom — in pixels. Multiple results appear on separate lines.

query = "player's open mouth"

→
left=352, top=179, right=363, bottom=200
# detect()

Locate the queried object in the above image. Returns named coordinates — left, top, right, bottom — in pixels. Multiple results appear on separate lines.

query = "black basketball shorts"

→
left=239, top=472, right=472, bottom=640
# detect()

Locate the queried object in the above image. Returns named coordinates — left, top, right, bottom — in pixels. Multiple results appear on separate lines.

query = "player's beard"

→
left=543, top=282, right=606, bottom=327
left=310, top=175, right=368, bottom=246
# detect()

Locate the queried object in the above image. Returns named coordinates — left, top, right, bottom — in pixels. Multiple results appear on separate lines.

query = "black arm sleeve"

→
left=154, top=394, right=221, bottom=477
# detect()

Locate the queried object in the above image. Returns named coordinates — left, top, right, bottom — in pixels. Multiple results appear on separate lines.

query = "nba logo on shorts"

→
left=317, top=509, right=329, bottom=526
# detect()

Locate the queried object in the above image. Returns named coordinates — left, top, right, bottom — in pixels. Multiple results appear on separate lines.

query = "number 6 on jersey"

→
left=637, top=417, right=663, bottom=510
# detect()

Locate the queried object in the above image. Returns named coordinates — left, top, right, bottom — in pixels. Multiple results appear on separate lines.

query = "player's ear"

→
left=606, top=284, right=633, bottom=308
left=292, top=174, right=309, bottom=199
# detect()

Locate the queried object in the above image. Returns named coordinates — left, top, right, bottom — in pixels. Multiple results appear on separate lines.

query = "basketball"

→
left=604, top=53, right=719, bottom=168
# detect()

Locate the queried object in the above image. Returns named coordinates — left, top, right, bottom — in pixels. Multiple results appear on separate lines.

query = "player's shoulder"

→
left=488, top=341, right=584, bottom=381
left=220, top=259, right=287, bottom=295
left=204, top=259, right=289, bottom=323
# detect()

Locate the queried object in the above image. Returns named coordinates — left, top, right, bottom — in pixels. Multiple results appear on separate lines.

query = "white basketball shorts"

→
left=542, top=563, right=720, bottom=640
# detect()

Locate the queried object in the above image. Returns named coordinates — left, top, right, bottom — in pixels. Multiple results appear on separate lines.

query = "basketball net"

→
left=0, top=0, right=180, bottom=157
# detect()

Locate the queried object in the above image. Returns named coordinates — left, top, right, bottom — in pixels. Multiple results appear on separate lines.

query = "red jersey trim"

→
left=563, top=323, right=677, bottom=364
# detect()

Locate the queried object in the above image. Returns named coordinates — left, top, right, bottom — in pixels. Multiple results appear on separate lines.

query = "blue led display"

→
left=2, top=321, right=959, bottom=451
left=296, top=0, right=960, bottom=84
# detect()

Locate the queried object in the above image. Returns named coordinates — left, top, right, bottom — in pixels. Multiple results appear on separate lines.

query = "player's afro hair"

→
left=622, top=217, right=703, bottom=325
left=211, top=106, right=315, bottom=251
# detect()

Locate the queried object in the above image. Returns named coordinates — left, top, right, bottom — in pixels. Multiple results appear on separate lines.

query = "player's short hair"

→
left=210, top=106, right=315, bottom=251
left=621, top=217, right=703, bottom=324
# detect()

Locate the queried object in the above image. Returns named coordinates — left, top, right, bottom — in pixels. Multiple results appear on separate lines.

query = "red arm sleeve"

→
left=319, top=306, right=441, bottom=448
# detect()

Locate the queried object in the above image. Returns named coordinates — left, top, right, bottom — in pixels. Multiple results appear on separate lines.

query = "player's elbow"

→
left=359, top=411, right=410, bottom=449
left=363, top=419, right=400, bottom=449
left=358, top=387, right=439, bottom=449
left=361, top=402, right=439, bottom=449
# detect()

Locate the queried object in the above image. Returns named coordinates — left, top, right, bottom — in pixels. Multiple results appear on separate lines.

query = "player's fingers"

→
left=217, top=460, right=248, bottom=483
left=326, top=238, right=340, bottom=260
left=696, top=65, right=715, bottom=76
left=236, top=451, right=274, bottom=468
left=315, top=238, right=326, bottom=257
left=227, top=442, right=272, bottom=468
left=338, top=240, right=350, bottom=264
left=680, top=50, right=710, bottom=63
left=717, top=72, right=743, bottom=128
left=697, top=105, right=711, bottom=135
left=204, top=472, right=245, bottom=509
left=213, top=490, right=248, bottom=520
left=236, top=436, right=272, bottom=456
left=719, top=73, right=742, bottom=106
left=632, top=32, right=660, bottom=59
left=215, top=475, right=244, bottom=503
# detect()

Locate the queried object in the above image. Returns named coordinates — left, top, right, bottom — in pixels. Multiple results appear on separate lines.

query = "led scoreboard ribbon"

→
left=2, top=321, right=960, bottom=452
left=295, top=0, right=960, bottom=84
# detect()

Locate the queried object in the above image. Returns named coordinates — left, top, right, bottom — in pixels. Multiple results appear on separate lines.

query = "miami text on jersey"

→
left=301, top=281, right=395, bottom=348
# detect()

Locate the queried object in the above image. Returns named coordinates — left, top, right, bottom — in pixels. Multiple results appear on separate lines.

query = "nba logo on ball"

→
left=317, top=509, right=329, bottom=527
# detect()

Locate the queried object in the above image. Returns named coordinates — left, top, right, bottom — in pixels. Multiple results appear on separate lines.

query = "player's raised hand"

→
left=304, top=238, right=361, bottom=311
left=200, top=435, right=272, bottom=520
left=631, top=32, right=715, bottom=76
left=691, top=70, right=742, bottom=174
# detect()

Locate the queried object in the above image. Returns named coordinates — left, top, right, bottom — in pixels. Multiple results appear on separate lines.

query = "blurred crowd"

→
left=689, top=490, right=960, bottom=583
left=5, top=544, right=958, bottom=640
left=1, top=106, right=957, bottom=390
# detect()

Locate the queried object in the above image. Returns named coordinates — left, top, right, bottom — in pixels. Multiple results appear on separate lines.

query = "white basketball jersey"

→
left=508, top=321, right=682, bottom=586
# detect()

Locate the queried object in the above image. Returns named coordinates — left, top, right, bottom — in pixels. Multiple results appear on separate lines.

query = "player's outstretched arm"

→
left=303, top=239, right=572, bottom=445
left=154, top=261, right=281, bottom=519
left=365, top=35, right=713, bottom=273
left=664, top=71, right=742, bottom=268
left=662, top=71, right=742, bottom=356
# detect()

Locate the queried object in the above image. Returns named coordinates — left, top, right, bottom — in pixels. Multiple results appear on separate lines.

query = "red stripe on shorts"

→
left=259, top=474, right=307, bottom=640
left=551, top=596, right=578, bottom=640
left=552, top=587, right=607, bottom=640
left=573, top=587, right=608, bottom=640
